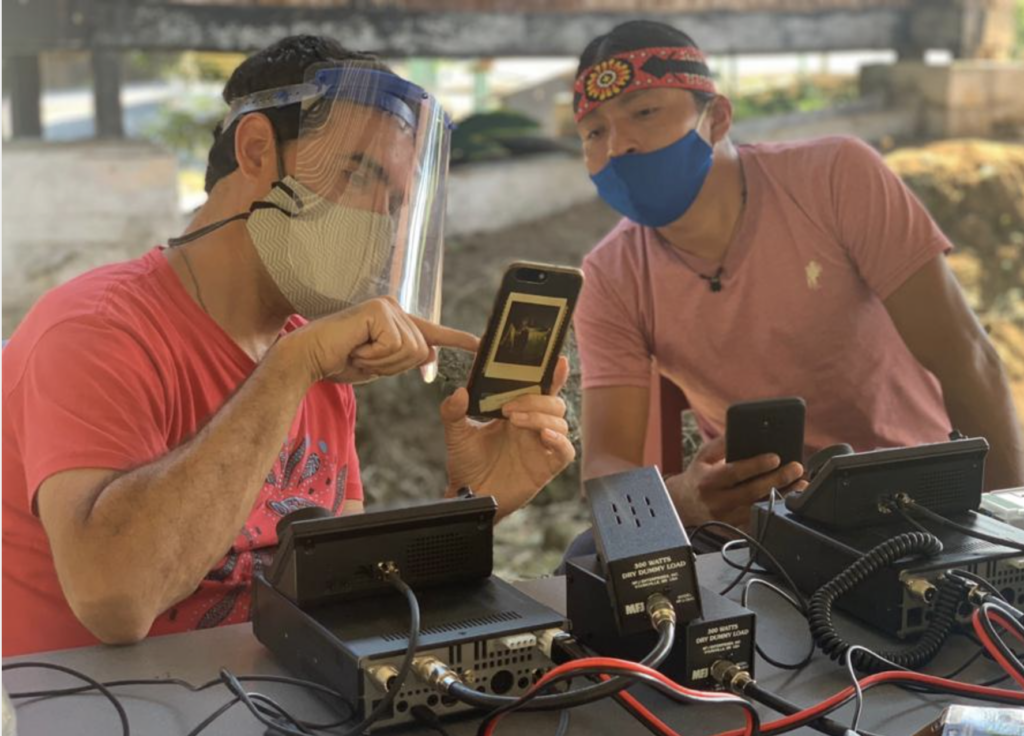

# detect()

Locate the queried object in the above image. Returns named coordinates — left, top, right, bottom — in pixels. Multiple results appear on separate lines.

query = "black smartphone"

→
left=725, top=397, right=806, bottom=467
left=466, top=262, right=584, bottom=419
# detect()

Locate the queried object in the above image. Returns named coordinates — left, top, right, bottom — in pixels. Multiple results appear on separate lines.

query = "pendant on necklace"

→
left=702, top=267, right=725, bottom=293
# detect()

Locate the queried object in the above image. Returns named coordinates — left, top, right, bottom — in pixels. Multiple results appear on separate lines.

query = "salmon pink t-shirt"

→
left=575, top=137, right=953, bottom=455
left=2, top=248, right=363, bottom=656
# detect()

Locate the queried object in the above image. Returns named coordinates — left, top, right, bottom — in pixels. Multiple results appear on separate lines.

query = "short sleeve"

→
left=574, top=255, right=653, bottom=390
left=12, top=319, right=168, bottom=505
left=831, top=138, right=952, bottom=300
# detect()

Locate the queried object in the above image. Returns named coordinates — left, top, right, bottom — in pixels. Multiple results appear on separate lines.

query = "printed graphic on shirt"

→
left=184, top=434, right=346, bottom=630
left=806, top=260, right=823, bottom=290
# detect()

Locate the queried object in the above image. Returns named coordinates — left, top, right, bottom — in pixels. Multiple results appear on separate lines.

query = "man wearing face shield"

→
left=2, top=36, right=575, bottom=656
left=573, top=21, right=1022, bottom=531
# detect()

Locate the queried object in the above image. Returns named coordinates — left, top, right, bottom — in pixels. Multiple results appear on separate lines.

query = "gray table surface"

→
left=2, top=553, right=1004, bottom=736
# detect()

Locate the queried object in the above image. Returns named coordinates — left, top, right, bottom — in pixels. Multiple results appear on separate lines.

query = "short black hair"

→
left=575, top=21, right=715, bottom=113
left=204, top=35, right=390, bottom=193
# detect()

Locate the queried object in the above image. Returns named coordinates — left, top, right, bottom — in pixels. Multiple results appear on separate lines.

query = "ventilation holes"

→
left=380, top=611, right=522, bottom=642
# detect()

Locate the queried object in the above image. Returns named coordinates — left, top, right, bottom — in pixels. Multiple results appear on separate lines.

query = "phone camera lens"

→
left=537, top=272, right=547, bottom=282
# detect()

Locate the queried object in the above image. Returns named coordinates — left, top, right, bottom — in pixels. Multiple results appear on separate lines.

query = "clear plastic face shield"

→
left=223, top=63, right=453, bottom=325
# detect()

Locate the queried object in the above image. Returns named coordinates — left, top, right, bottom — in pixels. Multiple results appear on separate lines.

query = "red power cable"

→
left=987, top=610, right=1024, bottom=646
left=972, top=609, right=1024, bottom=689
left=483, top=634, right=1024, bottom=736
left=712, top=670, right=1023, bottom=736
left=596, top=672, right=680, bottom=736
left=481, top=656, right=752, bottom=736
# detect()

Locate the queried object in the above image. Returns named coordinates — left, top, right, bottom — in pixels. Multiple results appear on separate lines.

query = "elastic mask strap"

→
left=267, top=130, right=305, bottom=212
left=694, top=98, right=714, bottom=139
left=168, top=130, right=296, bottom=247
left=167, top=212, right=251, bottom=247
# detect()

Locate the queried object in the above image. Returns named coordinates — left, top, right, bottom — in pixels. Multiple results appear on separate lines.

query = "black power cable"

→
left=807, top=532, right=968, bottom=672
left=233, top=572, right=421, bottom=736
left=739, top=680, right=882, bottom=736
left=715, top=490, right=781, bottom=597
left=741, top=578, right=815, bottom=671
left=554, top=636, right=666, bottom=736
left=976, top=602, right=1024, bottom=683
left=690, top=520, right=808, bottom=613
left=410, top=705, right=457, bottom=736
left=2, top=661, right=131, bottom=736
left=5, top=574, right=418, bottom=736
left=899, top=499, right=1024, bottom=554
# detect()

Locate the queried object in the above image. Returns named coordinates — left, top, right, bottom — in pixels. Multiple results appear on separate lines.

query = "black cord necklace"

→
left=672, top=158, right=748, bottom=294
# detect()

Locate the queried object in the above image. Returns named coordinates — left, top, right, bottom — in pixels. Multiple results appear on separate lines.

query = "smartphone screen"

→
left=467, top=263, right=583, bottom=419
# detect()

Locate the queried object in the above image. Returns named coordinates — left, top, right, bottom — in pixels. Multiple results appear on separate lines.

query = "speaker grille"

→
left=407, top=533, right=471, bottom=578
left=915, top=468, right=967, bottom=507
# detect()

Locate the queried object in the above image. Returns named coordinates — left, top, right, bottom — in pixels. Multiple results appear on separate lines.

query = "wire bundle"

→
left=474, top=656, right=760, bottom=736
left=972, top=602, right=1024, bottom=689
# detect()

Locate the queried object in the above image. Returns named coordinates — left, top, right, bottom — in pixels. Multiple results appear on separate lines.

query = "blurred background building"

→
left=3, top=0, right=1023, bottom=577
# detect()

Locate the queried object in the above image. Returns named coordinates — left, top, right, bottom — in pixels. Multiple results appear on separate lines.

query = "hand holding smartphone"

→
left=466, top=262, right=583, bottom=419
left=726, top=397, right=806, bottom=468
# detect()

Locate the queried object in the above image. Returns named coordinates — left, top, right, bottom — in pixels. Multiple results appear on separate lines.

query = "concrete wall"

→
left=2, top=140, right=180, bottom=336
left=731, top=94, right=917, bottom=144
left=446, top=152, right=594, bottom=237
left=861, top=60, right=1024, bottom=139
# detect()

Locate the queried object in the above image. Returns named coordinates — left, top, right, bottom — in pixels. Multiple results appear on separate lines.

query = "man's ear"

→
left=233, top=113, right=280, bottom=185
left=707, top=95, right=733, bottom=146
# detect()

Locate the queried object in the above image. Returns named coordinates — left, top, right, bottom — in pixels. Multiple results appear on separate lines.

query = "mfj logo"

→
left=624, top=602, right=645, bottom=616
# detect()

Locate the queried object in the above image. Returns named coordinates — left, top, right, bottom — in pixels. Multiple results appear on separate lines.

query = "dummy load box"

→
left=566, top=553, right=756, bottom=690
left=585, top=467, right=703, bottom=634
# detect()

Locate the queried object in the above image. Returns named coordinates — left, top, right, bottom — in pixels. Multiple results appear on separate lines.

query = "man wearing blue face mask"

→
left=573, top=21, right=1022, bottom=530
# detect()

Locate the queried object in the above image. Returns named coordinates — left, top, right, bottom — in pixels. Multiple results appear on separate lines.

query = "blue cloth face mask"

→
left=590, top=105, right=714, bottom=227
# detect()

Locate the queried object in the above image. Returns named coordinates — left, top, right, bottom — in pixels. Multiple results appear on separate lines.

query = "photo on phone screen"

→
left=485, top=294, right=568, bottom=382
left=467, top=263, right=583, bottom=419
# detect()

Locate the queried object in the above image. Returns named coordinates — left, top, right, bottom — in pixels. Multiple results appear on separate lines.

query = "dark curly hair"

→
left=204, top=35, right=390, bottom=193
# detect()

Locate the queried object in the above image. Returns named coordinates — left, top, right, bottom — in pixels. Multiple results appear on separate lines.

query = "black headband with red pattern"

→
left=573, top=46, right=716, bottom=123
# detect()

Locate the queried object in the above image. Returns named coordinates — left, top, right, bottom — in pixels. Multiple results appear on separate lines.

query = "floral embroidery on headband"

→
left=584, top=58, right=635, bottom=102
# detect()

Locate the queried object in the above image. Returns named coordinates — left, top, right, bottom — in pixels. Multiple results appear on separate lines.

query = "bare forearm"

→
left=940, top=344, right=1024, bottom=491
left=78, top=337, right=315, bottom=619
left=582, top=452, right=641, bottom=481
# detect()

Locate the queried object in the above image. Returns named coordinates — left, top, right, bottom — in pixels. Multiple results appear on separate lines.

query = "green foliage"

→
left=450, top=109, right=542, bottom=165
left=731, top=77, right=858, bottom=121
left=142, top=97, right=226, bottom=165
left=1017, top=0, right=1024, bottom=59
left=124, top=52, right=184, bottom=82
left=124, top=51, right=241, bottom=84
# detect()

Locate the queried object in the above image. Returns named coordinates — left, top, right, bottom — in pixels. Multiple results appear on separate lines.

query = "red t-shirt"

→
left=2, top=248, right=363, bottom=656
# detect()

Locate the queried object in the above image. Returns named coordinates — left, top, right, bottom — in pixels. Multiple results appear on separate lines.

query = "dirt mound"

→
left=886, top=140, right=1024, bottom=318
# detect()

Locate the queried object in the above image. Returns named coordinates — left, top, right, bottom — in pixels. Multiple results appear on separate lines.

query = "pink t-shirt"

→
left=575, top=136, right=953, bottom=455
left=2, top=248, right=363, bottom=656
